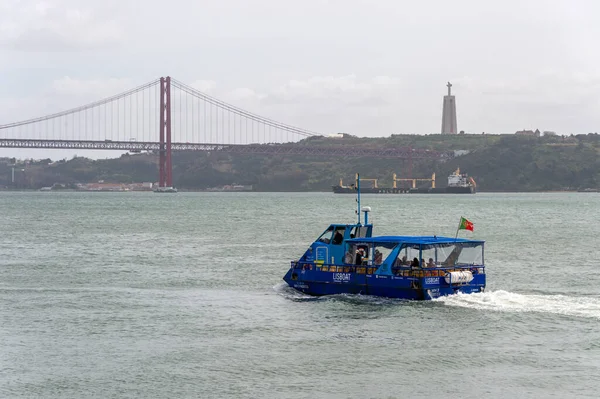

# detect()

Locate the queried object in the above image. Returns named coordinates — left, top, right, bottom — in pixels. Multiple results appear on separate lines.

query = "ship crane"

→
left=392, top=173, right=436, bottom=189
left=354, top=173, right=378, bottom=188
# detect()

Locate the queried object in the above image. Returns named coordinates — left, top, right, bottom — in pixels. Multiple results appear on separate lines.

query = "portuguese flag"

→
left=459, top=217, right=474, bottom=232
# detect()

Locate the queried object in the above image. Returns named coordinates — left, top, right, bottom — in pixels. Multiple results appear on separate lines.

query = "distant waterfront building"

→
left=441, top=82, right=457, bottom=134
left=515, top=129, right=540, bottom=137
left=453, top=150, right=471, bottom=156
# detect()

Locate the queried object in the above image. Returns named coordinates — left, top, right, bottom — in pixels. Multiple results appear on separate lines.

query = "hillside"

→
left=1, top=133, right=599, bottom=191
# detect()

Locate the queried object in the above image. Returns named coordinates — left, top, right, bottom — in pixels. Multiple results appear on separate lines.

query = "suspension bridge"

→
left=0, top=76, right=451, bottom=189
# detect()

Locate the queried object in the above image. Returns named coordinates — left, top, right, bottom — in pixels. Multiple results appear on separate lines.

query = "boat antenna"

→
left=356, top=173, right=361, bottom=225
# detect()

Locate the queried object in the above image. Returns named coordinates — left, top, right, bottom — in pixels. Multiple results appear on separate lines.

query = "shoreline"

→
left=0, top=189, right=597, bottom=194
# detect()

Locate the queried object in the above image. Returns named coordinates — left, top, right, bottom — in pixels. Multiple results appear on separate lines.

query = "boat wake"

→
left=435, top=290, right=600, bottom=320
left=272, top=282, right=319, bottom=301
left=272, top=282, right=405, bottom=305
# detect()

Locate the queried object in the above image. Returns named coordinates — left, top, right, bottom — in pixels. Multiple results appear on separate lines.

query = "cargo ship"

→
left=332, top=168, right=476, bottom=194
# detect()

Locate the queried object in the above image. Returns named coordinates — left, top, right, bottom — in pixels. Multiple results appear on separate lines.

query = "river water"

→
left=1, top=191, right=599, bottom=398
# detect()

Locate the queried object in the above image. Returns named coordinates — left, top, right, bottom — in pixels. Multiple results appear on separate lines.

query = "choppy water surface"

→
left=1, top=191, right=600, bottom=398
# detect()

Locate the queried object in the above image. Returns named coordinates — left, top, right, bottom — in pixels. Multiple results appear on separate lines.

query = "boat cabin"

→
left=342, top=236, right=485, bottom=276
left=298, top=223, right=373, bottom=265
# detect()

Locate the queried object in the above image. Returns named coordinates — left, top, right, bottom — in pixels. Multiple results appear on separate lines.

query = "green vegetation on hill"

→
left=1, top=133, right=599, bottom=191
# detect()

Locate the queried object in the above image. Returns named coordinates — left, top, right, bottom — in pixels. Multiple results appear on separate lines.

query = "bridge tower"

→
left=158, top=77, right=173, bottom=189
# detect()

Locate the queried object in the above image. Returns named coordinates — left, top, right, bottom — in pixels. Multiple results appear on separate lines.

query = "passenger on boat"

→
left=355, top=248, right=365, bottom=265
left=394, top=255, right=408, bottom=266
left=426, top=258, right=436, bottom=268
left=344, top=250, right=353, bottom=264
left=411, top=258, right=420, bottom=267
left=374, top=250, right=383, bottom=265
left=332, top=231, right=344, bottom=245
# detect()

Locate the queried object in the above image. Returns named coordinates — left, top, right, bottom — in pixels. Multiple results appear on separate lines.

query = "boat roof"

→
left=345, top=235, right=484, bottom=245
left=330, top=223, right=372, bottom=227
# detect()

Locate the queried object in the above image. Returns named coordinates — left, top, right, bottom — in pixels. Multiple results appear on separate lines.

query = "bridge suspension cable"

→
left=0, top=79, right=161, bottom=130
left=169, top=78, right=321, bottom=138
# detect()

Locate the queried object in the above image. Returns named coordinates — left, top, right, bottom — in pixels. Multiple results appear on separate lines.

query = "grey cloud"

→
left=3, top=27, right=121, bottom=52
left=1, top=0, right=600, bottom=145
left=0, top=0, right=124, bottom=51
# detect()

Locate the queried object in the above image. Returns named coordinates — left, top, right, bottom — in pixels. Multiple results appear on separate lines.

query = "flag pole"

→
left=454, top=217, right=461, bottom=240
left=356, top=173, right=361, bottom=225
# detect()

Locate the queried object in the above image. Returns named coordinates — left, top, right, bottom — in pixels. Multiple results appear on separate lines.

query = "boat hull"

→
left=283, top=265, right=485, bottom=300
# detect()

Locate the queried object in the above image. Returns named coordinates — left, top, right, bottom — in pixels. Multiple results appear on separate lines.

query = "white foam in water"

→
left=272, top=282, right=316, bottom=300
left=435, top=290, right=600, bottom=319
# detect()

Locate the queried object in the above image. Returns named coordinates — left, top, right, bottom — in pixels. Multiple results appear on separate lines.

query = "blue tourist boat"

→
left=283, top=175, right=485, bottom=300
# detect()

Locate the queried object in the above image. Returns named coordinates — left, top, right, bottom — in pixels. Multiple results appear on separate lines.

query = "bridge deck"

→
left=0, top=139, right=452, bottom=159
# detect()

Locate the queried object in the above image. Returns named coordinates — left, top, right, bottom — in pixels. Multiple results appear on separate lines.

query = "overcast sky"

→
left=1, top=0, right=599, bottom=159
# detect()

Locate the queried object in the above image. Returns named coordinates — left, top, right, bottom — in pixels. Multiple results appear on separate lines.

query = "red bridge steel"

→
left=0, top=138, right=451, bottom=159
left=0, top=76, right=451, bottom=188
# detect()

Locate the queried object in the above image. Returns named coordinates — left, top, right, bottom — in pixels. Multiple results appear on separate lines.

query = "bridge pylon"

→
left=159, top=76, right=173, bottom=188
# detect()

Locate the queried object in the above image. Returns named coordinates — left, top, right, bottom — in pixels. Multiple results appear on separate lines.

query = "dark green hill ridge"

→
left=1, top=133, right=598, bottom=191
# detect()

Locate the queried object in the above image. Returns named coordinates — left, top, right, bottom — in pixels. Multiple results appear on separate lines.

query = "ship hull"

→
left=332, top=186, right=412, bottom=194
left=445, top=185, right=476, bottom=194
left=283, top=267, right=485, bottom=300
left=332, top=185, right=475, bottom=194
left=413, top=186, right=476, bottom=194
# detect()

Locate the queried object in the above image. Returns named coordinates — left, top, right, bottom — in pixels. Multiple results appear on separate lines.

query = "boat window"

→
left=332, top=227, right=345, bottom=245
left=345, top=243, right=370, bottom=264
left=317, top=226, right=334, bottom=244
left=421, top=245, right=437, bottom=267
left=456, top=243, right=483, bottom=265
left=351, top=226, right=369, bottom=238
left=373, top=243, right=397, bottom=265
left=431, top=243, right=483, bottom=266
left=396, top=244, right=420, bottom=266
